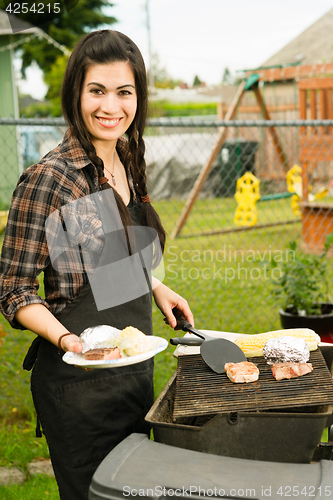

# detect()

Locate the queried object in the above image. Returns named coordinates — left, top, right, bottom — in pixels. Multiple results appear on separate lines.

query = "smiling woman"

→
left=80, top=62, right=137, bottom=150
left=0, top=29, right=194, bottom=500
left=80, top=61, right=138, bottom=202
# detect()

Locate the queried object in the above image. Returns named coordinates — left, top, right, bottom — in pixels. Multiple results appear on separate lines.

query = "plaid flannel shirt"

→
left=0, top=130, right=138, bottom=329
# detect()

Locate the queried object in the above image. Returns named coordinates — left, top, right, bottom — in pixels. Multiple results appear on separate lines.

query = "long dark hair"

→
left=61, top=30, right=166, bottom=254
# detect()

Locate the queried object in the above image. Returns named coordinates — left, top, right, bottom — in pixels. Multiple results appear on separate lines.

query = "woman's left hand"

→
left=153, top=281, right=194, bottom=329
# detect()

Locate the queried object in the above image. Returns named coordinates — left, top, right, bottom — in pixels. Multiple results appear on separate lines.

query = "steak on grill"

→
left=271, top=362, right=313, bottom=381
left=224, top=361, right=259, bottom=383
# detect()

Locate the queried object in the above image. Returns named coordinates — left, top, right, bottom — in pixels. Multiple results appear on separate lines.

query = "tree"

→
left=147, top=52, right=182, bottom=89
left=44, top=54, right=69, bottom=116
left=0, top=0, right=116, bottom=75
left=192, top=75, right=202, bottom=87
left=0, top=0, right=117, bottom=115
left=222, top=67, right=234, bottom=85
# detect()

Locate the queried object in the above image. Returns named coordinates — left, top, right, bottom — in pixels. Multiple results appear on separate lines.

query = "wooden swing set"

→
left=298, top=77, right=333, bottom=253
left=170, top=62, right=333, bottom=240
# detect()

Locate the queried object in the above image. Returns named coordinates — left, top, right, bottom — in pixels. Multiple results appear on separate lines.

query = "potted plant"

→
left=271, top=233, right=333, bottom=343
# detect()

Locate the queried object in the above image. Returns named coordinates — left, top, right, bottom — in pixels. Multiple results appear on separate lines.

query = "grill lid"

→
left=174, top=349, right=333, bottom=418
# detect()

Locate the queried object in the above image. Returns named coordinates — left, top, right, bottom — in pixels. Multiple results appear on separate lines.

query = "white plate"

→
left=62, top=336, right=168, bottom=369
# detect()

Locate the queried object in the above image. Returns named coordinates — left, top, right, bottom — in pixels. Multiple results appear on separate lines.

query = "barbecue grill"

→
left=146, top=345, right=333, bottom=463
left=89, top=345, right=333, bottom=500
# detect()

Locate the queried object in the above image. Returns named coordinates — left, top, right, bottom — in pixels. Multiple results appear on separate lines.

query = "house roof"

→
left=262, top=8, right=333, bottom=67
left=0, top=9, right=40, bottom=35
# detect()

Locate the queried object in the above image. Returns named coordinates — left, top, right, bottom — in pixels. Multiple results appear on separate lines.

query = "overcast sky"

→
left=16, top=0, right=333, bottom=98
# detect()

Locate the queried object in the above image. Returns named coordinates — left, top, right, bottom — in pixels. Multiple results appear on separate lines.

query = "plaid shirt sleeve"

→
left=0, top=162, right=62, bottom=328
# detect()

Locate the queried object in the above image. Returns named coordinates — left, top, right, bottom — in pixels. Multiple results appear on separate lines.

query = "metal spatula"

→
left=170, top=313, right=246, bottom=373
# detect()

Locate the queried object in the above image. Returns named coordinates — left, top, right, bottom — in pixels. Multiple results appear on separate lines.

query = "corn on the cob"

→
left=234, top=329, right=320, bottom=357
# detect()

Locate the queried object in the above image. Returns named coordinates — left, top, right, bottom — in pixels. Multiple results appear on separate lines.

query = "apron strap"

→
left=35, top=416, right=43, bottom=438
left=82, top=167, right=97, bottom=194
left=23, top=336, right=42, bottom=371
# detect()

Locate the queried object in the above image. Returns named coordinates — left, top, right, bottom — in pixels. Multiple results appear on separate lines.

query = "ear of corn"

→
left=234, top=329, right=320, bottom=357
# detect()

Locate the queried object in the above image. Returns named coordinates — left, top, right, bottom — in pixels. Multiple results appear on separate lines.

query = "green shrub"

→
left=149, top=100, right=218, bottom=118
left=271, top=234, right=333, bottom=315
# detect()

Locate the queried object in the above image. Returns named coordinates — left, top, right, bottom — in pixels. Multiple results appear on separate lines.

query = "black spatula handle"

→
left=170, top=337, right=204, bottom=346
left=172, top=308, right=207, bottom=340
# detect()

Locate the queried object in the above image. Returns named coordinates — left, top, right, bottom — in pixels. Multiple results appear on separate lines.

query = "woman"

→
left=0, top=30, right=193, bottom=499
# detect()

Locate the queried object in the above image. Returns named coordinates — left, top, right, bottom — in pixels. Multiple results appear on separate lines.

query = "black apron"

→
left=24, top=175, right=154, bottom=500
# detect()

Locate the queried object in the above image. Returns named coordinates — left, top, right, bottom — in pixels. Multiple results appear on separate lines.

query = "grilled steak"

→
left=271, top=362, right=313, bottom=381
left=82, top=347, right=122, bottom=360
left=224, top=361, right=259, bottom=383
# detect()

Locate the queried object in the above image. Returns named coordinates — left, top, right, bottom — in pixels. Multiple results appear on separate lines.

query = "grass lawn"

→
left=0, top=476, right=59, bottom=500
left=0, top=415, right=58, bottom=500
left=154, top=196, right=300, bottom=236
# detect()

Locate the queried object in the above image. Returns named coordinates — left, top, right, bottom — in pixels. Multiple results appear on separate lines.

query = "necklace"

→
left=104, top=167, right=116, bottom=186
left=104, top=151, right=116, bottom=186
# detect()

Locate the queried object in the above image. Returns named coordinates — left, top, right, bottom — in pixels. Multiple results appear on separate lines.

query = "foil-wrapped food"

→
left=263, top=336, right=310, bottom=365
left=80, top=325, right=121, bottom=353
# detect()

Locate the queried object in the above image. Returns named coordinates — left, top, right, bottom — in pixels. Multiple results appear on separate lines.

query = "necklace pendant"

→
left=111, top=173, right=116, bottom=186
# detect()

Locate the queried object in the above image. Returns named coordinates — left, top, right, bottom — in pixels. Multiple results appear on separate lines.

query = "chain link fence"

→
left=1, top=117, right=333, bottom=415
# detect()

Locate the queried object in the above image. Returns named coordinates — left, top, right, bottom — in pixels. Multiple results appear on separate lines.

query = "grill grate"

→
left=174, top=349, right=333, bottom=418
